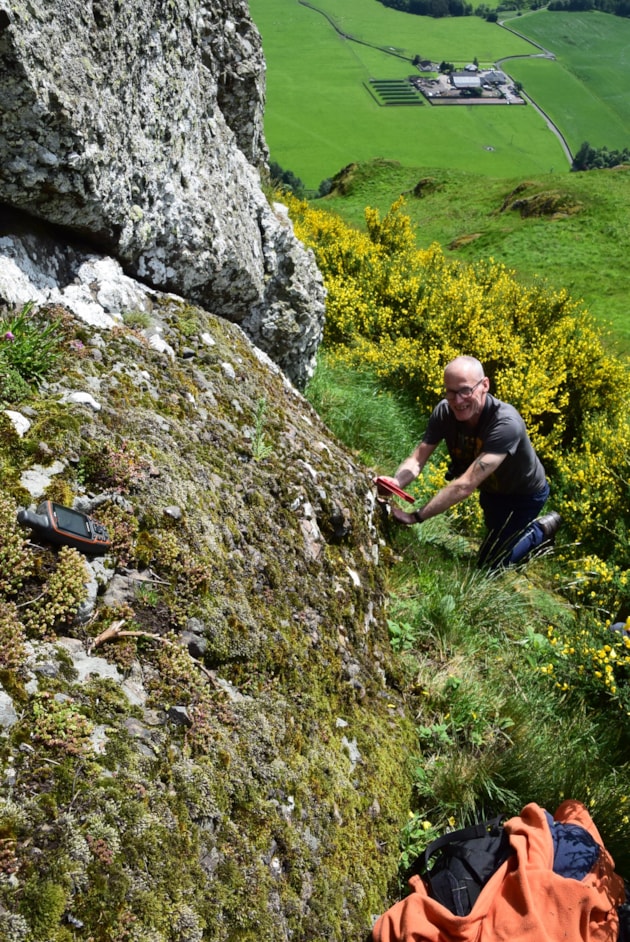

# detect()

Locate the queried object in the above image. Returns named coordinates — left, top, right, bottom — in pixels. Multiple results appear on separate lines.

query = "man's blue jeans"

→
left=477, top=482, right=550, bottom=570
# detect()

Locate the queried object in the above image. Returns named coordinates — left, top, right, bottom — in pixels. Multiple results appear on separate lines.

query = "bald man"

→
left=377, top=356, right=560, bottom=568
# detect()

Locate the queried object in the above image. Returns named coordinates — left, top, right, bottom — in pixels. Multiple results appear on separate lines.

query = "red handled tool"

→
left=374, top=476, right=416, bottom=504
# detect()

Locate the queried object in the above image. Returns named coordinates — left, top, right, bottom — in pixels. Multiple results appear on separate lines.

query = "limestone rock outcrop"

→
left=0, top=293, right=413, bottom=940
left=0, top=0, right=325, bottom=388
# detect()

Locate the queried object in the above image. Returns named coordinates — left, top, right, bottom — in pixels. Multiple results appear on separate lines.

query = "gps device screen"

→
left=52, top=503, right=92, bottom=536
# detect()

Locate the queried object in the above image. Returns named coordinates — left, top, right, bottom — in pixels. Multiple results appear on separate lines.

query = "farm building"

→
left=484, top=70, right=508, bottom=85
left=450, top=72, right=482, bottom=90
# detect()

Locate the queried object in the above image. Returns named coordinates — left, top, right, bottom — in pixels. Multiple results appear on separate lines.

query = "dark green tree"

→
left=268, top=161, right=305, bottom=197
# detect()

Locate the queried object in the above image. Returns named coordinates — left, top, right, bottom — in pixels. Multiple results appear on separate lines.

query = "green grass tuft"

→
left=306, top=351, right=426, bottom=469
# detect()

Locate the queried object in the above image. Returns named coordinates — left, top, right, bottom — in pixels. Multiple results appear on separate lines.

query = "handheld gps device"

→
left=17, top=500, right=112, bottom=556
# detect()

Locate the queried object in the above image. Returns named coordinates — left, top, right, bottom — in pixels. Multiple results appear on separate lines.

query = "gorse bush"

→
left=287, top=194, right=630, bottom=570
left=544, top=617, right=630, bottom=714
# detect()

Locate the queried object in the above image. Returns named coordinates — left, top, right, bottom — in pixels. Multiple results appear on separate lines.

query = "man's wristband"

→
left=413, top=508, right=423, bottom=524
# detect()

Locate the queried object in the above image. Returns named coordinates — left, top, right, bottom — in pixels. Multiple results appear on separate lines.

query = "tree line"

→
left=267, top=162, right=332, bottom=200
left=572, top=142, right=630, bottom=171
left=378, top=0, right=473, bottom=16
left=378, top=0, right=630, bottom=15
left=548, top=0, right=630, bottom=14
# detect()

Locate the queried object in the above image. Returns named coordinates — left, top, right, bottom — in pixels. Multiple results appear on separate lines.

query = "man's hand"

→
left=374, top=475, right=399, bottom=498
left=390, top=505, right=421, bottom=526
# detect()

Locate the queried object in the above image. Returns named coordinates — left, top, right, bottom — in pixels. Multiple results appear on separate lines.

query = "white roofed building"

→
left=450, top=72, right=482, bottom=89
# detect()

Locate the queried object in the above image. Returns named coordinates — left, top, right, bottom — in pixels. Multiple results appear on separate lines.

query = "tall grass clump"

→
left=377, top=527, right=630, bottom=876
left=306, top=353, right=425, bottom=470
left=0, top=302, right=65, bottom=403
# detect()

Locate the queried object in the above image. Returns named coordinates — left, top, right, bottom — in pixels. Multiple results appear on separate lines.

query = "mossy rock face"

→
left=0, top=297, right=415, bottom=941
left=497, top=182, right=582, bottom=218
left=409, top=177, right=440, bottom=199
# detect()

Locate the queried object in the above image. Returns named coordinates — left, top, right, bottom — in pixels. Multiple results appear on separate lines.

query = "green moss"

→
left=42, top=477, right=76, bottom=507
left=0, top=413, right=26, bottom=467
left=25, top=400, right=83, bottom=452
left=19, top=878, right=67, bottom=938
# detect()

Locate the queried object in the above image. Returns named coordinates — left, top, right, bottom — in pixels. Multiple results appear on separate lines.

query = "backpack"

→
left=408, top=815, right=514, bottom=917
left=372, top=802, right=627, bottom=942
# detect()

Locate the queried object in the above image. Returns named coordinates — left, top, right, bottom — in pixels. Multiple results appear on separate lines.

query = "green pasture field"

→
left=504, top=11, right=630, bottom=151
left=292, top=0, right=531, bottom=60
left=251, top=1, right=630, bottom=347
left=250, top=0, right=566, bottom=188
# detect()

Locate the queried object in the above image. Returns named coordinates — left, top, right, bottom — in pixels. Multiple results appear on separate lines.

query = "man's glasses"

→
left=443, top=378, right=484, bottom=401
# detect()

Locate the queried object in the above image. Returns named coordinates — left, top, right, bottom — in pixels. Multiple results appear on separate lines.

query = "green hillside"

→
left=318, top=161, right=630, bottom=353
left=319, top=159, right=630, bottom=353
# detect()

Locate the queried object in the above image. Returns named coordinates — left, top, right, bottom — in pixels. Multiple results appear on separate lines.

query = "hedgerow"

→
left=287, top=194, right=630, bottom=577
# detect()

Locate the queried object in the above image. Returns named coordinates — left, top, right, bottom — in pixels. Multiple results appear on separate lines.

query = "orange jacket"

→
left=372, top=801, right=625, bottom=942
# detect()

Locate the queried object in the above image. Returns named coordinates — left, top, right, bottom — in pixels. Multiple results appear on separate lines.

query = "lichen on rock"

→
left=0, top=1, right=416, bottom=935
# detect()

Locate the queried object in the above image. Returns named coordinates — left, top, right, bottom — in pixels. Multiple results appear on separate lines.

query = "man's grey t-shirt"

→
left=422, top=393, right=547, bottom=496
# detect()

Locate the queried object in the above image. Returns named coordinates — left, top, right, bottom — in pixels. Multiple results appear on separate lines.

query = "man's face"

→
left=443, top=364, right=489, bottom=425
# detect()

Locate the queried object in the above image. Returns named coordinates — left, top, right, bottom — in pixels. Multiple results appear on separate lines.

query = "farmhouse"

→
left=401, top=64, right=524, bottom=106
left=484, top=69, right=508, bottom=85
